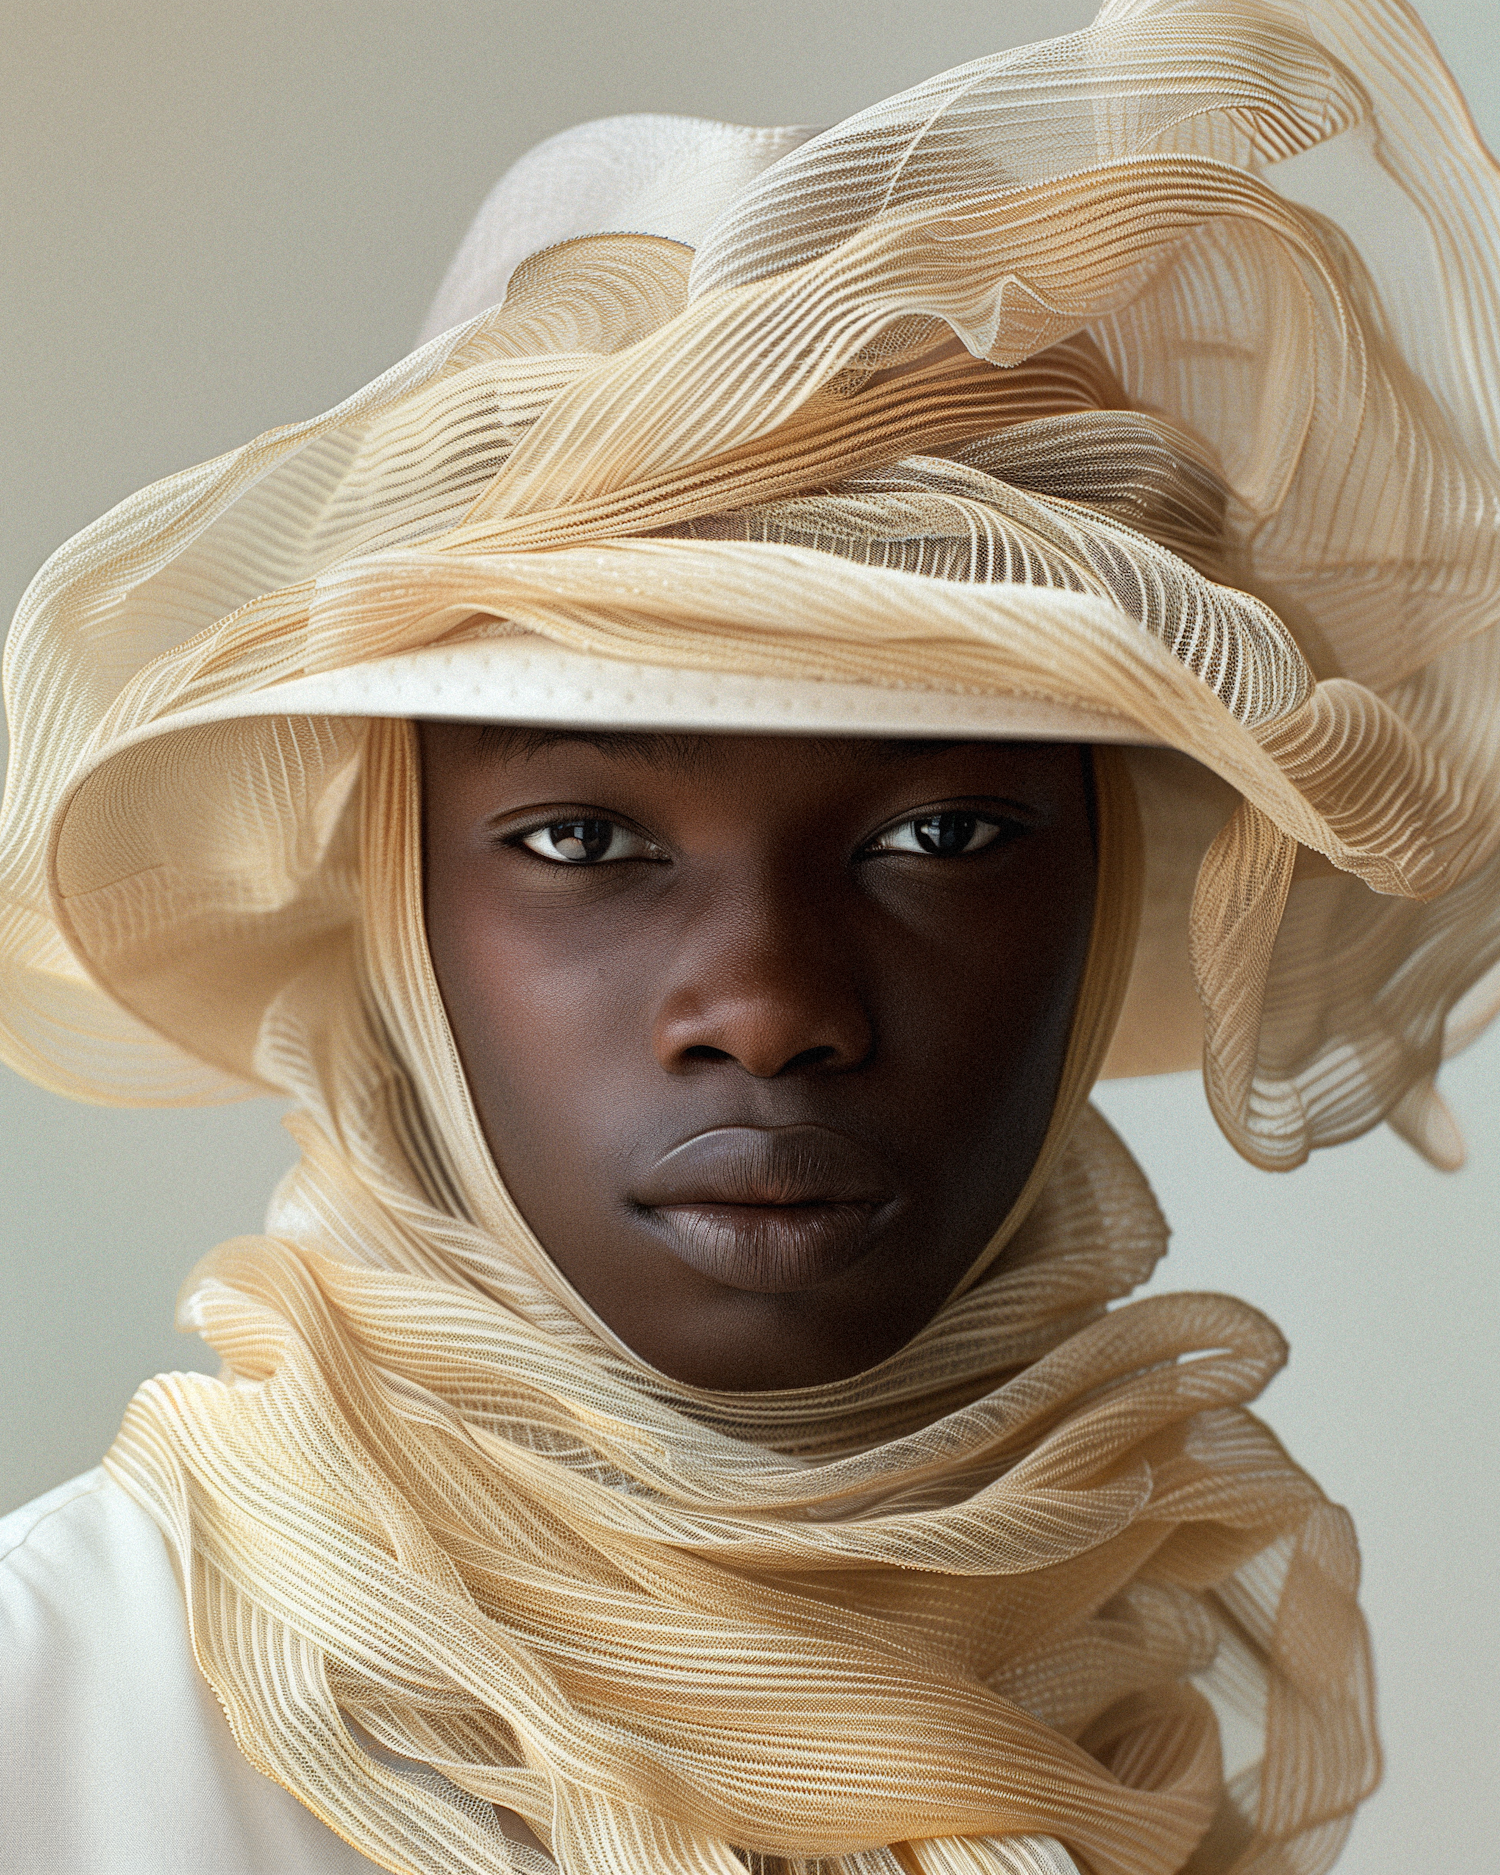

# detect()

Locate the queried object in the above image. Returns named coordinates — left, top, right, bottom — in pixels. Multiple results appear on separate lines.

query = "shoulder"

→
left=0, top=1468, right=380, bottom=1873
left=1, top=1467, right=117, bottom=1558
left=0, top=1467, right=170, bottom=1693
left=1, top=1465, right=201, bottom=1722
left=2, top=1465, right=158, bottom=1601
left=0, top=1470, right=112, bottom=1555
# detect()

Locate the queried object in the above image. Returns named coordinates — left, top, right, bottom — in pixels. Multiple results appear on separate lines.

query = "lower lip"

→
left=647, top=1202, right=884, bottom=1293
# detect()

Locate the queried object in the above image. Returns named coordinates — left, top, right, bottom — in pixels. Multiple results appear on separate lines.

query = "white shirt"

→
left=1, top=1469, right=395, bottom=1873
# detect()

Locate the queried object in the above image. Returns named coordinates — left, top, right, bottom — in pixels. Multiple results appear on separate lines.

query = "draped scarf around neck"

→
left=103, top=726, right=1378, bottom=1875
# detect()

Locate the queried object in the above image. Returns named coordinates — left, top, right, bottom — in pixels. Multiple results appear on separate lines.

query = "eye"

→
left=866, top=809, right=1017, bottom=857
left=516, top=818, right=660, bottom=865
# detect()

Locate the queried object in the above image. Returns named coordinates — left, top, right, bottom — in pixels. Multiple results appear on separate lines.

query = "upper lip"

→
left=632, top=1124, right=894, bottom=1209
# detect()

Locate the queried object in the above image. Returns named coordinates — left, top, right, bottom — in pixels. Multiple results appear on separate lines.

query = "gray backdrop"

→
left=3, top=3, right=1496, bottom=1870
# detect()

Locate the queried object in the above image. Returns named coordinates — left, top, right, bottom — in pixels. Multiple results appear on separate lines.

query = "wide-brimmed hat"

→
left=3, top=0, right=1497, bottom=1172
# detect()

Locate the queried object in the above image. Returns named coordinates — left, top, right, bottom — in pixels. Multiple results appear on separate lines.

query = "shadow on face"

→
left=418, top=724, right=1097, bottom=1390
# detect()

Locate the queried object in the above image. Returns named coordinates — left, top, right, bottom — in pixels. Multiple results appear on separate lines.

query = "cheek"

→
left=427, top=884, right=652, bottom=1185
left=869, top=850, right=1094, bottom=1078
left=858, top=849, right=1096, bottom=1242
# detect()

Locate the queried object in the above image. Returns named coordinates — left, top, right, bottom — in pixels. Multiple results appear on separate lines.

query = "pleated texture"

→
left=103, top=720, right=1378, bottom=1875
left=2, top=0, right=1494, bottom=1867
left=3, top=0, right=1498, bottom=1164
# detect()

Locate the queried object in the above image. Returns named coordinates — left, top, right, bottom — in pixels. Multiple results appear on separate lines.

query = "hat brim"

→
left=144, top=635, right=1165, bottom=746
left=44, top=634, right=1207, bottom=1112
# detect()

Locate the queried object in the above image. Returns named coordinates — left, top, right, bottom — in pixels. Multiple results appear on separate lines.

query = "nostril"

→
left=677, top=1041, right=843, bottom=1073
left=780, top=1045, right=839, bottom=1073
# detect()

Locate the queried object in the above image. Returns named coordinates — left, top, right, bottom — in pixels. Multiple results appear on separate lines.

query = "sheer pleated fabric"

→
left=4, top=0, right=1496, bottom=1868
left=3, top=0, right=1497, bottom=1163
left=104, top=722, right=1378, bottom=1875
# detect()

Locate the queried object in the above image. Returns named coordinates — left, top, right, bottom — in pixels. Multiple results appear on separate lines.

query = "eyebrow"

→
left=471, top=727, right=714, bottom=768
left=869, top=737, right=966, bottom=761
left=468, top=727, right=970, bottom=767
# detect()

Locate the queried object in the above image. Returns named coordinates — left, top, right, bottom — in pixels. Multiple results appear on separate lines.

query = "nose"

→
left=652, top=879, right=874, bottom=1078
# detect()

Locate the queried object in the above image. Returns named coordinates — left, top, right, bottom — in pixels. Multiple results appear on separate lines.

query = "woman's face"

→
left=419, top=727, right=1097, bottom=1389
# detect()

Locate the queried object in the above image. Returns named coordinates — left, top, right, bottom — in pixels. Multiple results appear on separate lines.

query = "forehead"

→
left=426, top=724, right=1079, bottom=775
left=414, top=728, right=1091, bottom=831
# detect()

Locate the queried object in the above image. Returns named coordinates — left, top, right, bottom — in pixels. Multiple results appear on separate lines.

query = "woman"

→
left=2, top=1, right=1496, bottom=1869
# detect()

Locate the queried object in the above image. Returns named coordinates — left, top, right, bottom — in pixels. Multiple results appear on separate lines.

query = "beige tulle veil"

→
left=4, top=0, right=1499, bottom=1870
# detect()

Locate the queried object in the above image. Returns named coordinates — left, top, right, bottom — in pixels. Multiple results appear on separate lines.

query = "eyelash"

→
left=507, top=808, right=1024, bottom=867
left=515, top=819, right=663, bottom=866
left=864, top=810, right=1019, bottom=858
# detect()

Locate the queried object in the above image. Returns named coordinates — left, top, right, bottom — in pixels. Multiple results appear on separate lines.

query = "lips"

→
left=632, top=1125, right=895, bottom=1293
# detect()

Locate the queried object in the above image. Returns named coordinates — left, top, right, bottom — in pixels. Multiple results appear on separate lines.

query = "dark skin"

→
left=418, top=727, right=1097, bottom=1392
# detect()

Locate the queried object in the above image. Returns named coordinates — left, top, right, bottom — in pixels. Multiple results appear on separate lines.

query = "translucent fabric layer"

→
left=2, top=0, right=1498, bottom=1164
left=104, top=723, right=1377, bottom=1875
left=3, top=0, right=1495, bottom=1870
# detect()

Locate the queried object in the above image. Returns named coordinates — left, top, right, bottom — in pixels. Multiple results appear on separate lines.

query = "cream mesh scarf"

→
left=4, top=0, right=1500, bottom=1870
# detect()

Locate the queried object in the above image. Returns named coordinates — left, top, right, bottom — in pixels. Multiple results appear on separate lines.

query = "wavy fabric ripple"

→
left=101, top=719, right=1377, bottom=1875
left=1, top=0, right=1494, bottom=1870
left=1, top=0, right=1497, bottom=1160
